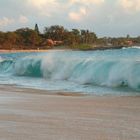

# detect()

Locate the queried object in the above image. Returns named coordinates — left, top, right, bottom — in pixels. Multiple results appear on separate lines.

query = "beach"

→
left=0, top=49, right=49, bottom=53
left=1, top=0, right=140, bottom=139
left=0, top=85, right=140, bottom=140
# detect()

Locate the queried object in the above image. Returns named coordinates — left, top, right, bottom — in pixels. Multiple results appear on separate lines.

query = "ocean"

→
left=0, top=47, right=140, bottom=96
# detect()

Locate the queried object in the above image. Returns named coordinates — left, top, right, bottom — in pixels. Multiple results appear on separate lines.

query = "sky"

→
left=0, top=0, right=140, bottom=37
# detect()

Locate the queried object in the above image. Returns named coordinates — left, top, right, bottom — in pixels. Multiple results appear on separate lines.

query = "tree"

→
left=126, top=34, right=130, bottom=39
left=0, top=32, right=5, bottom=45
left=64, top=31, right=76, bottom=45
left=44, top=25, right=66, bottom=40
left=5, top=32, right=17, bottom=44
left=80, top=30, right=97, bottom=44
left=88, top=32, right=97, bottom=44
left=71, top=29, right=80, bottom=44
left=15, top=28, right=40, bottom=48
left=72, top=29, right=80, bottom=36
left=34, top=23, right=40, bottom=35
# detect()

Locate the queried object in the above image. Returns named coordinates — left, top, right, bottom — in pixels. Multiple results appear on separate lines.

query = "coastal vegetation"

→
left=0, top=24, right=140, bottom=50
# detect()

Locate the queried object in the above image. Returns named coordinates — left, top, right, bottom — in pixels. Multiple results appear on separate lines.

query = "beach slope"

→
left=0, top=85, right=140, bottom=140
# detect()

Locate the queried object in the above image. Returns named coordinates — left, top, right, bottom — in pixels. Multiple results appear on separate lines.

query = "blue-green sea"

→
left=0, top=47, right=140, bottom=96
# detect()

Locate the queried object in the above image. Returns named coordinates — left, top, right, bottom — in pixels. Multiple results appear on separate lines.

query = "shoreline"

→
left=0, top=46, right=139, bottom=53
left=0, top=49, right=49, bottom=53
left=0, top=84, right=85, bottom=97
left=0, top=49, right=74, bottom=54
left=0, top=84, right=140, bottom=139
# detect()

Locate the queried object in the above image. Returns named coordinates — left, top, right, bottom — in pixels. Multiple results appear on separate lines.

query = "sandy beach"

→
left=0, top=49, right=68, bottom=54
left=0, top=85, right=139, bottom=140
left=0, top=49, right=49, bottom=53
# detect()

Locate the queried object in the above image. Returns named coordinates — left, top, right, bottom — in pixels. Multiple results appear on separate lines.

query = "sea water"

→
left=0, top=47, right=140, bottom=96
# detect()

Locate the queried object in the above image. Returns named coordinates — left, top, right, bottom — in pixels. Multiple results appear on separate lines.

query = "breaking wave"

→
left=0, top=50, right=140, bottom=91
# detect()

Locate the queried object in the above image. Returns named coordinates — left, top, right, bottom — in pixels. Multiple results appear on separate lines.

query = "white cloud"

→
left=19, top=15, right=28, bottom=23
left=27, top=0, right=57, bottom=8
left=27, top=0, right=60, bottom=16
left=119, top=0, right=140, bottom=13
left=27, top=0, right=48, bottom=8
left=69, top=0, right=104, bottom=5
left=26, top=0, right=104, bottom=18
left=0, top=17, right=15, bottom=26
left=69, top=7, right=87, bottom=22
left=0, top=16, right=28, bottom=27
left=68, top=0, right=104, bottom=22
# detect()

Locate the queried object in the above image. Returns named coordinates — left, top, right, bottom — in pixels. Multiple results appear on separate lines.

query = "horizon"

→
left=0, top=0, right=140, bottom=37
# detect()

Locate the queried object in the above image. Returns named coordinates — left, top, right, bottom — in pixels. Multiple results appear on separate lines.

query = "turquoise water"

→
left=0, top=47, right=140, bottom=95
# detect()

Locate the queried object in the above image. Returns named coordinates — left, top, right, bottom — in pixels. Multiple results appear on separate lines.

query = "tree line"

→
left=0, top=24, right=140, bottom=50
left=0, top=24, right=97, bottom=50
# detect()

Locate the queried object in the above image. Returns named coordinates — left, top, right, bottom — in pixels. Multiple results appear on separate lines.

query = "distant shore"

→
left=0, top=45, right=127, bottom=53
left=0, top=25, right=140, bottom=53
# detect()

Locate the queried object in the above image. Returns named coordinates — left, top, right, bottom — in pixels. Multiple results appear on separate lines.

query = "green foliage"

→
left=44, top=25, right=66, bottom=41
left=0, top=24, right=138, bottom=50
left=34, top=24, right=40, bottom=34
left=0, top=31, right=6, bottom=45
left=15, top=28, right=41, bottom=46
left=70, top=44, right=93, bottom=50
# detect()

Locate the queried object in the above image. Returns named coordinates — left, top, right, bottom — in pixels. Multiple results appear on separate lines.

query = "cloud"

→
left=69, top=0, right=104, bottom=5
left=27, top=0, right=58, bottom=9
left=0, top=17, right=15, bottom=26
left=69, top=7, right=87, bottom=22
left=26, top=0, right=104, bottom=18
left=119, top=0, right=140, bottom=13
left=19, top=15, right=28, bottom=23
left=27, top=0, right=49, bottom=8
left=0, top=16, right=28, bottom=27
left=68, top=0, right=104, bottom=22
left=26, top=0, right=60, bottom=17
left=0, top=0, right=140, bottom=36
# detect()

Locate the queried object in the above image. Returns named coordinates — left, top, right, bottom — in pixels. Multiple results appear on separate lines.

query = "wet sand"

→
left=0, top=85, right=140, bottom=140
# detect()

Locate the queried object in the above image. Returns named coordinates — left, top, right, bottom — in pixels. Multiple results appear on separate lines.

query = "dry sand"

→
left=0, top=49, right=49, bottom=53
left=0, top=85, right=140, bottom=140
